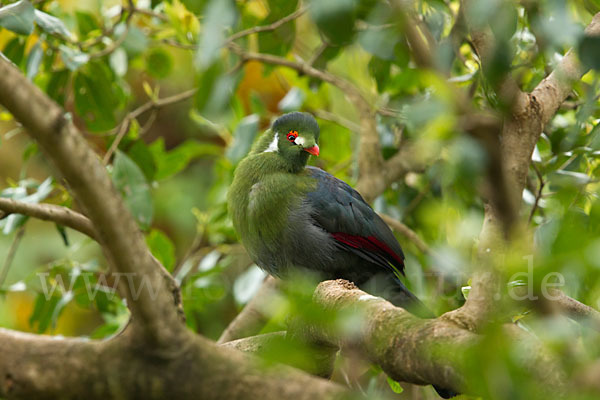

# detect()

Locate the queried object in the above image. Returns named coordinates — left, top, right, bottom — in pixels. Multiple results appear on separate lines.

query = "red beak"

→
left=303, top=144, right=320, bottom=156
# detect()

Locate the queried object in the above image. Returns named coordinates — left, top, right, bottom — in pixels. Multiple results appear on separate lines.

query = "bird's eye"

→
left=287, top=130, right=298, bottom=143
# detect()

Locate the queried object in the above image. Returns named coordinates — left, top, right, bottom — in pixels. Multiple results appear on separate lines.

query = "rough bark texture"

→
left=445, top=11, right=600, bottom=332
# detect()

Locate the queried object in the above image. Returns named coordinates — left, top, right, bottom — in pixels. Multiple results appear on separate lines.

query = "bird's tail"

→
left=386, top=279, right=435, bottom=319
left=433, top=385, right=459, bottom=398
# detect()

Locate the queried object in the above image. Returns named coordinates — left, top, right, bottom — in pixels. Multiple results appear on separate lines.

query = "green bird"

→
left=228, top=111, right=429, bottom=315
left=228, top=112, right=455, bottom=398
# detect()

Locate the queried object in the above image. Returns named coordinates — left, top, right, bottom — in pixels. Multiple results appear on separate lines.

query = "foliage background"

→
left=0, top=0, right=600, bottom=398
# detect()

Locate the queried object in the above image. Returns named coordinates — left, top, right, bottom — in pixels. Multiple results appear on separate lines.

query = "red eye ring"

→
left=287, top=130, right=298, bottom=142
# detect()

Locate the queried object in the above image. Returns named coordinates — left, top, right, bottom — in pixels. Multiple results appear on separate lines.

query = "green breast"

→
left=227, top=153, right=316, bottom=259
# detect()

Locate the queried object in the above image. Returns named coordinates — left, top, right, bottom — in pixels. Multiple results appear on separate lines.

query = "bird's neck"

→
left=238, top=152, right=306, bottom=183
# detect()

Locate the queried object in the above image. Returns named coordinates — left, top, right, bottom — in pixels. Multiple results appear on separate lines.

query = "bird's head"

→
left=255, top=112, right=320, bottom=169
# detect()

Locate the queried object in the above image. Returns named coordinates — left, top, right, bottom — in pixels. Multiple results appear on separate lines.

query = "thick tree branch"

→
left=0, top=198, right=97, bottom=240
left=449, top=10, right=600, bottom=332
left=532, top=13, right=600, bottom=125
left=0, top=327, right=348, bottom=400
left=224, top=280, right=569, bottom=396
left=0, top=58, right=183, bottom=345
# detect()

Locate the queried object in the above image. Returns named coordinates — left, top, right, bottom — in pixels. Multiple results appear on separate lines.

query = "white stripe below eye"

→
left=263, top=132, right=279, bottom=153
left=295, top=136, right=305, bottom=146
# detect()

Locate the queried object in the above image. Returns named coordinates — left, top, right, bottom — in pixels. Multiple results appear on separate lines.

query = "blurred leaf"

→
left=45, top=69, right=69, bottom=104
left=196, top=0, right=236, bottom=69
left=29, top=293, right=60, bottom=333
left=150, top=138, right=222, bottom=181
left=109, top=48, right=128, bottom=77
left=165, top=0, right=201, bottom=43
left=146, top=47, right=173, bottom=78
left=60, top=45, right=90, bottom=70
left=127, top=139, right=157, bottom=181
left=579, top=36, right=600, bottom=70
left=195, top=62, right=240, bottom=119
left=257, top=1, right=298, bottom=56
left=368, top=56, right=390, bottom=91
left=386, top=376, right=404, bottom=394
left=34, top=9, right=72, bottom=38
left=548, top=170, right=592, bottom=187
left=75, top=11, right=99, bottom=36
left=146, top=229, right=175, bottom=271
left=26, top=41, right=42, bottom=80
left=0, top=0, right=35, bottom=35
left=233, top=265, right=267, bottom=304
left=278, top=87, right=305, bottom=112
left=2, top=37, right=26, bottom=67
left=226, top=114, right=259, bottom=163
left=310, top=0, right=357, bottom=45
left=122, top=26, right=149, bottom=56
left=111, top=151, right=153, bottom=229
left=73, top=61, right=122, bottom=131
left=357, top=3, right=399, bottom=60
left=1, top=177, right=52, bottom=234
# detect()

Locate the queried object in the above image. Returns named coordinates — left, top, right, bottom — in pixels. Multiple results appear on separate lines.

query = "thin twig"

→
left=529, top=163, right=545, bottom=223
left=88, top=0, right=135, bottom=59
left=379, top=213, right=430, bottom=254
left=102, top=88, right=197, bottom=162
left=0, top=225, right=26, bottom=288
left=226, top=7, right=308, bottom=43
left=0, top=198, right=98, bottom=240
left=312, top=109, right=360, bottom=132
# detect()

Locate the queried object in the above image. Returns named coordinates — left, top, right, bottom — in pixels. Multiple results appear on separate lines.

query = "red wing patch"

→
left=331, top=232, right=405, bottom=267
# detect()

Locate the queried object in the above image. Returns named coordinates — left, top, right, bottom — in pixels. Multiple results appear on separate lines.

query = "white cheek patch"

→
left=295, top=136, right=305, bottom=146
left=264, top=132, right=279, bottom=153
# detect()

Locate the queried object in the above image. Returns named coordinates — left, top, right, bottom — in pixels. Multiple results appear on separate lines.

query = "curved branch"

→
left=0, top=198, right=97, bottom=240
left=226, top=7, right=308, bottom=43
left=0, top=58, right=183, bottom=345
left=218, top=276, right=280, bottom=343
left=532, top=13, right=600, bottom=125
left=379, top=214, right=430, bottom=254
left=0, top=327, right=348, bottom=400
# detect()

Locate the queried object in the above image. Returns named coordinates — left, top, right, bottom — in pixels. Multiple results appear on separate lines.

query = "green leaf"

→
left=386, top=376, right=404, bottom=394
left=195, top=0, right=236, bottom=69
left=195, top=61, right=240, bottom=119
left=45, top=69, right=69, bottom=104
left=0, top=0, right=35, bottom=35
left=146, top=229, right=176, bottom=272
left=60, top=45, right=90, bottom=70
left=73, top=61, right=122, bottom=131
left=127, top=140, right=157, bottom=181
left=34, top=9, right=72, bottom=38
left=368, top=56, right=390, bottom=92
left=111, top=151, right=153, bottom=229
left=26, top=41, right=43, bottom=80
left=109, top=47, right=128, bottom=77
left=309, top=0, right=357, bottom=45
left=548, top=170, right=592, bottom=187
left=226, top=114, right=259, bottom=163
left=150, top=138, right=222, bottom=181
left=146, top=48, right=173, bottom=78
left=1, top=177, right=52, bottom=234
left=122, top=26, right=149, bottom=56
left=75, top=11, right=99, bottom=36
left=2, top=37, right=26, bottom=67
left=579, top=36, right=600, bottom=71
left=257, top=1, right=298, bottom=56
